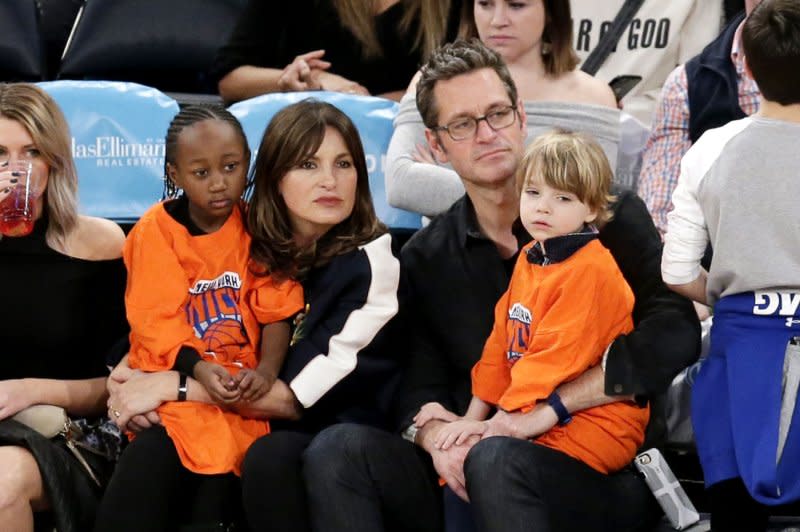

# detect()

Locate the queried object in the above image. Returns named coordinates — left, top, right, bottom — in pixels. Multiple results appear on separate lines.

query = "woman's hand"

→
left=0, top=379, right=36, bottom=420
left=0, top=171, right=17, bottom=202
left=278, top=50, right=332, bottom=92
left=317, top=71, right=369, bottom=96
left=108, top=371, right=175, bottom=432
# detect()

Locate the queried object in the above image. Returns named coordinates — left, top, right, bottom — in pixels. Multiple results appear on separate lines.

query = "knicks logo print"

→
left=185, top=271, right=248, bottom=364
left=506, top=303, right=532, bottom=364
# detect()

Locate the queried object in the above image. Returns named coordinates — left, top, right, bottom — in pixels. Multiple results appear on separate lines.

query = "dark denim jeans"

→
left=303, top=423, right=442, bottom=532
left=464, top=437, right=661, bottom=532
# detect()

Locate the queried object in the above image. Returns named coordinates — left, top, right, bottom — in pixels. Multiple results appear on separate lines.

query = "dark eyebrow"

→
left=444, top=101, right=514, bottom=122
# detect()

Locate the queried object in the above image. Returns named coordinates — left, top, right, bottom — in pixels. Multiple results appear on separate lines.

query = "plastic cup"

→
left=0, top=161, right=43, bottom=237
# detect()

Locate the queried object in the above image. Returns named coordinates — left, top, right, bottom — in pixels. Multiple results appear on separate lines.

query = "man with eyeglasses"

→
left=301, top=39, right=700, bottom=532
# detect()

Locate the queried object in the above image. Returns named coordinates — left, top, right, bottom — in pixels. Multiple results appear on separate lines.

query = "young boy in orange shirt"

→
left=432, top=130, right=649, bottom=474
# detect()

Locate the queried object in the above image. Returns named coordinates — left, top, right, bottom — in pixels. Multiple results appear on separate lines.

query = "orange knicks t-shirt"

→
left=124, top=201, right=303, bottom=475
left=473, top=239, right=649, bottom=474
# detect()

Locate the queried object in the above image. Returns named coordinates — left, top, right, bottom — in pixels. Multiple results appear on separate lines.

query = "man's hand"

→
left=483, top=404, right=558, bottom=440
left=430, top=437, right=480, bottom=502
left=193, top=361, right=239, bottom=404
left=417, top=419, right=479, bottom=501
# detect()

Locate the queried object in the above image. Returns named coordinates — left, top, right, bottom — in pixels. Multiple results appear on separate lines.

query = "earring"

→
left=541, top=41, right=552, bottom=55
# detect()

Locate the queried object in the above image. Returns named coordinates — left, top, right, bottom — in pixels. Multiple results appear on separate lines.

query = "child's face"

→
left=278, top=126, right=357, bottom=244
left=168, top=119, right=248, bottom=233
left=519, top=177, right=597, bottom=243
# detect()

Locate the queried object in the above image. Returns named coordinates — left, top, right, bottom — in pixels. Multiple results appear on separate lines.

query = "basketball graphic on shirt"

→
left=204, top=318, right=247, bottom=363
left=506, top=302, right=532, bottom=364
left=186, top=271, right=247, bottom=364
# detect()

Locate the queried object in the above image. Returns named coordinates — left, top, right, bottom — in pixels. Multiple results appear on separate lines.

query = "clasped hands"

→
left=278, top=49, right=369, bottom=96
left=193, top=360, right=275, bottom=405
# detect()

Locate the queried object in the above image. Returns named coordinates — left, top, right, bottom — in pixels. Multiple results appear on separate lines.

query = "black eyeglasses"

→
left=432, top=105, right=518, bottom=141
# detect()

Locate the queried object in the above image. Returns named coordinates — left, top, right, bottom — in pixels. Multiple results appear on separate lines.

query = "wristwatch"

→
left=401, top=423, right=419, bottom=444
left=546, top=391, right=572, bottom=425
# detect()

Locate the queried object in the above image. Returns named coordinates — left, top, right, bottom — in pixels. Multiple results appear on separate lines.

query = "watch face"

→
left=402, top=424, right=418, bottom=443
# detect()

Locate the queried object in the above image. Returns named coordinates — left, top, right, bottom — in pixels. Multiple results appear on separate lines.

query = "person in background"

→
left=638, top=0, right=761, bottom=238
left=570, top=0, right=724, bottom=126
left=212, top=0, right=451, bottom=103
left=0, top=83, right=127, bottom=532
left=386, top=0, right=620, bottom=218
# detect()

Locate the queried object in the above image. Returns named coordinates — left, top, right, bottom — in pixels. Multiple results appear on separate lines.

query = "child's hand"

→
left=414, top=402, right=459, bottom=428
left=194, top=361, right=240, bottom=404
left=434, top=419, right=489, bottom=451
left=234, top=368, right=276, bottom=402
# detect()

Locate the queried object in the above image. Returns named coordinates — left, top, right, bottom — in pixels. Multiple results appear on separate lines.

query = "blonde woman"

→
left=213, top=0, right=451, bottom=102
left=0, top=83, right=127, bottom=532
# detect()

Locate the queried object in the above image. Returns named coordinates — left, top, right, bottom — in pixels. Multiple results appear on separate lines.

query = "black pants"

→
left=93, top=426, right=240, bottom=532
left=464, top=437, right=661, bottom=532
left=241, top=431, right=316, bottom=532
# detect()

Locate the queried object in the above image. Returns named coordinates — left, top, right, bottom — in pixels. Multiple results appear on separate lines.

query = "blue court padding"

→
left=39, top=81, right=179, bottom=222
left=229, top=91, right=422, bottom=230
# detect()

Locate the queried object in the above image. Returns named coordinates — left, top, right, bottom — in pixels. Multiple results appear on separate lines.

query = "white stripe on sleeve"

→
left=290, top=233, right=400, bottom=408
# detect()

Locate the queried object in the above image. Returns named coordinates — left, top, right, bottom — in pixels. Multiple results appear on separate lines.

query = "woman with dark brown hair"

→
left=241, top=99, right=403, bottom=532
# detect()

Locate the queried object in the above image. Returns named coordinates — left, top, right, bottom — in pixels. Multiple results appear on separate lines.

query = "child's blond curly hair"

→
left=516, top=129, right=616, bottom=225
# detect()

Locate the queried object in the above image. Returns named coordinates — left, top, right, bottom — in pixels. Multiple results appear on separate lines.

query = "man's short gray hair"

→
left=416, top=39, right=519, bottom=129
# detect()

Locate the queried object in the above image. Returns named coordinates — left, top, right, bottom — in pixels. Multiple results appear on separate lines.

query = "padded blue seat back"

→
left=39, top=81, right=180, bottom=222
left=0, top=0, right=45, bottom=81
left=229, top=92, right=422, bottom=230
left=58, top=0, right=246, bottom=93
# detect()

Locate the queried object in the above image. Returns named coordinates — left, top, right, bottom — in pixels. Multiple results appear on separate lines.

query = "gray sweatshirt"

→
left=662, top=116, right=800, bottom=304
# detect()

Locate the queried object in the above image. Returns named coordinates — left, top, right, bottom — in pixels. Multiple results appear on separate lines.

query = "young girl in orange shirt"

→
left=95, top=105, right=303, bottom=531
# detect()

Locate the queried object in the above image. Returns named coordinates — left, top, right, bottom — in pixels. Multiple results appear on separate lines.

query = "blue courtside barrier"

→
left=229, top=92, right=422, bottom=230
left=39, top=81, right=180, bottom=223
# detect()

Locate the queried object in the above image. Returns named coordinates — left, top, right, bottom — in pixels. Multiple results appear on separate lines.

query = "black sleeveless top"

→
left=0, top=216, right=128, bottom=380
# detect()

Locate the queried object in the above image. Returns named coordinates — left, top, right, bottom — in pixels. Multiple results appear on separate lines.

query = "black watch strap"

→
left=178, top=373, right=188, bottom=402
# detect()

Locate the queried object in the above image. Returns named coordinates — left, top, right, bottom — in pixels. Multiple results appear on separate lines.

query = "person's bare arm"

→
left=218, top=49, right=332, bottom=102
left=667, top=270, right=709, bottom=306
left=0, top=377, right=108, bottom=420
left=483, top=365, right=631, bottom=441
